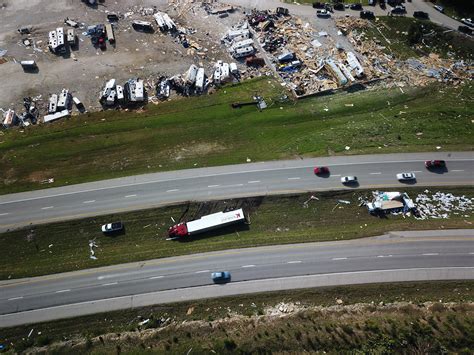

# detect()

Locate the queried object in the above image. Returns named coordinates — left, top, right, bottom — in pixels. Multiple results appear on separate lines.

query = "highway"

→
left=0, top=152, right=473, bottom=232
left=1, top=229, right=473, bottom=327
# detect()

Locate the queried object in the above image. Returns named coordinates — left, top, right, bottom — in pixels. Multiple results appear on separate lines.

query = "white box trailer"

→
left=125, top=78, right=144, bottom=102
left=168, top=209, right=246, bottom=238
left=48, top=94, right=58, bottom=114
left=229, top=62, right=238, bottom=74
left=154, top=13, right=166, bottom=29
left=57, top=89, right=70, bottom=110
left=185, top=64, right=199, bottom=84
left=325, top=59, right=348, bottom=86
left=195, top=67, right=205, bottom=92
left=221, top=62, right=230, bottom=81
left=227, top=29, right=250, bottom=40
left=116, top=85, right=124, bottom=101
left=233, top=45, right=255, bottom=58
left=67, top=28, right=75, bottom=45
left=44, top=109, right=70, bottom=123
left=56, top=27, right=65, bottom=47
left=106, top=90, right=116, bottom=106
left=231, top=38, right=254, bottom=52
left=162, top=13, right=176, bottom=31
left=20, top=60, right=38, bottom=70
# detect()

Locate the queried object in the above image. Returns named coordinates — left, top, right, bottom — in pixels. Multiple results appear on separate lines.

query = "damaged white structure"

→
left=366, top=191, right=415, bottom=214
left=49, top=27, right=66, bottom=54
left=44, top=88, right=73, bottom=123
left=325, top=59, right=348, bottom=86
left=154, top=12, right=176, bottom=32
left=346, top=52, right=364, bottom=78
left=125, top=78, right=145, bottom=102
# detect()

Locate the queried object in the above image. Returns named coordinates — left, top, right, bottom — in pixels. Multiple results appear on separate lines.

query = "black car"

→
left=312, top=2, right=325, bottom=9
left=391, top=6, right=406, bottom=14
left=458, top=25, right=472, bottom=34
left=413, top=11, right=429, bottom=19
left=350, top=3, right=363, bottom=10
left=334, top=3, right=344, bottom=10
left=360, top=10, right=375, bottom=19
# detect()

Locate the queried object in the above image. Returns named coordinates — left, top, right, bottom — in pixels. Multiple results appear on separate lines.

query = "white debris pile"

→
left=415, top=190, right=473, bottom=219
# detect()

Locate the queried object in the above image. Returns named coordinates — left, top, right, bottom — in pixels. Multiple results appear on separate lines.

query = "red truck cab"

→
left=168, top=223, right=188, bottom=238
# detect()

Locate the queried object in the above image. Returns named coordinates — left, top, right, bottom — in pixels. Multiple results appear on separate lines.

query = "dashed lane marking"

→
left=8, top=296, right=23, bottom=301
left=195, top=270, right=210, bottom=274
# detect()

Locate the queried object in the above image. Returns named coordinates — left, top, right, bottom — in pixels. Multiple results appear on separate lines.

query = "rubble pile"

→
left=1, top=96, right=40, bottom=128
left=415, top=191, right=473, bottom=220
left=337, top=18, right=473, bottom=88
left=247, top=10, right=368, bottom=96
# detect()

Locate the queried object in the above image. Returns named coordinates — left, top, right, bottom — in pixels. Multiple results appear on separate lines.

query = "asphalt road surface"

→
left=223, top=0, right=467, bottom=31
left=0, top=152, right=473, bottom=232
left=1, top=230, right=473, bottom=326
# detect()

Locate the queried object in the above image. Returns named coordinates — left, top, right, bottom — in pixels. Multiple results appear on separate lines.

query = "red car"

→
left=425, top=160, right=446, bottom=169
left=314, top=166, right=330, bottom=175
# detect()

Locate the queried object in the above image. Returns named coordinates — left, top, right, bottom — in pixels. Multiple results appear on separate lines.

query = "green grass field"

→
left=1, top=187, right=472, bottom=279
left=3, top=281, right=474, bottom=354
left=1, top=79, right=473, bottom=195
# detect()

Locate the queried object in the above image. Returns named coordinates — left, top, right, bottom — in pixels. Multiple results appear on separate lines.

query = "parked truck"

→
left=168, top=209, right=245, bottom=238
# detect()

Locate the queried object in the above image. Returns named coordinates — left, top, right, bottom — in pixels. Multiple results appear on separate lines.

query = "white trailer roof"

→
left=187, top=209, right=245, bottom=234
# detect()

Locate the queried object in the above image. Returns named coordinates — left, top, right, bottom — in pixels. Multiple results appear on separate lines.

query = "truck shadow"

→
left=176, top=223, right=250, bottom=243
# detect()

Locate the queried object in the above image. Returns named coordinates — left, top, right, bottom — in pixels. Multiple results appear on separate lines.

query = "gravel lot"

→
left=0, top=0, right=243, bottom=112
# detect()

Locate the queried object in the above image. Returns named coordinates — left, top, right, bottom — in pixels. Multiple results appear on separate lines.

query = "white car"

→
left=396, top=172, right=416, bottom=181
left=433, top=5, right=444, bottom=13
left=341, top=176, right=357, bottom=184
left=461, top=18, right=473, bottom=27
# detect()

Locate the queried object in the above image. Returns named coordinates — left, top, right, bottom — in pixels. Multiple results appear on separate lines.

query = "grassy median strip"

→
left=3, top=281, right=474, bottom=353
left=1, top=187, right=472, bottom=279
left=0, top=77, right=472, bottom=194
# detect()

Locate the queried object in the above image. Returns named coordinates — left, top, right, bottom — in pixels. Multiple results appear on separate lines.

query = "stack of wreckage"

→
left=45, top=89, right=76, bottom=123
left=364, top=191, right=416, bottom=216
left=222, top=23, right=256, bottom=59
left=2, top=97, right=39, bottom=129
left=246, top=10, right=366, bottom=96
left=48, top=25, right=76, bottom=54
left=100, top=78, right=144, bottom=107
left=336, top=17, right=473, bottom=88
left=157, top=61, right=240, bottom=99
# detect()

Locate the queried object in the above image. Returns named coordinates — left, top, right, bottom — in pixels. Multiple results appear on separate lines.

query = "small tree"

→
left=407, top=23, right=423, bottom=45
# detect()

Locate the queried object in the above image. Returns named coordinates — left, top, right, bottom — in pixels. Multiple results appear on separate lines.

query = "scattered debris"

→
left=415, top=191, right=473, bottom=220
left=89, top=239, right=99, bottom=260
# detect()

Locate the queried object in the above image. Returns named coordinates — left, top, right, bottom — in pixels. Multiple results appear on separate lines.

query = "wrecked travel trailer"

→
left=43, top=109, right=70, bottom=124
left=124, top=78, right=145, bottom=103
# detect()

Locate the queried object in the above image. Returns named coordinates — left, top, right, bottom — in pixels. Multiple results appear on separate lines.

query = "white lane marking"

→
left=125, top=194, right=137, bottom=198
left=451, top=170, right=464, bottom=172
left=8, top=296, right=23, bottom=301
left=332, top=174, right=341, bottom=177
left=102, top=282, right=118, bottom=286
left=370, top=172, right=382, bottom=175
left=41, top=206, right=54, bottom=210
left=413, top=170, right=422, bottom=173
left=470, top=252, right=474, bottom=255
left=83, top=200, right=96, bottom=204
left=0, top=213, right=9, bottom=216
left=287, top=261, right=302, bottom=264
left=195, top=270, right=210, bottom=274
left=422, top=253, right=439, bottom=256
left=377, top=255, right=393, bottom=258
left=2, top=158, right=473, bottom=206
left=225, top=184, right=244, bottom=187
left=166, top=189, right=179, bottom=193
left=208, top=185, right=220, bottom=188
left=242, top=264, right=256, bottom=268
left=288, top=177, right=301, bottom=180
left=248, top=180, right=261, bottom=184
left=332, top=257, right=347, bottom=261
left=55, top=289, right=70, bottom=293
left=149, top=276, right=164, bottom=280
